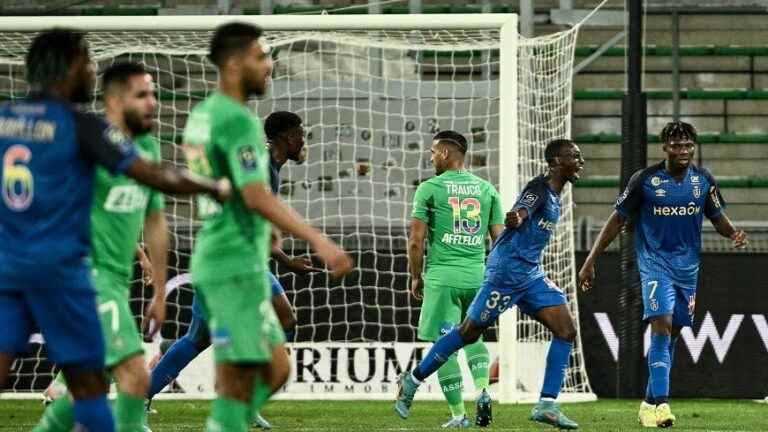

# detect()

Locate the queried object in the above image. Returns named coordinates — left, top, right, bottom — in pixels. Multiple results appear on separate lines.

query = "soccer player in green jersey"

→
left=409, top=130, right=505, bottom=428
left=35, top=60, right=231, bottom=432
left=183, top=22, right=352, bottom=432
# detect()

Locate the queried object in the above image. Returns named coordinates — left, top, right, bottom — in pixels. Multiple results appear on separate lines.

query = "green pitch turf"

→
left=1, top=399, right=765, bottom=431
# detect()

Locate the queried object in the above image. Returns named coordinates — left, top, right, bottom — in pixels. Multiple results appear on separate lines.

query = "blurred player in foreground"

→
left=396, top=139, right=585, bottom=430
left=38, top=61, right=174, bottom=432
left=0, top=29, right=228, bottom=432
left=181, top=22, right=351, bottom=431
left=408, top=130, right=504, bottom=427
left=579, top=121, right=747, bottom=428
left=145, top=110, right=321, bottom=430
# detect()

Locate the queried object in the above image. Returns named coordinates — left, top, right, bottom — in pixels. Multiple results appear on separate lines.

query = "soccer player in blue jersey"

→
left=578, top=121, right=747, bottom=428
left=146, top=110, right=319, bottom=429
left=0, top=29, right=228, bottom=432
left=395, top=139, right=585, bottom=430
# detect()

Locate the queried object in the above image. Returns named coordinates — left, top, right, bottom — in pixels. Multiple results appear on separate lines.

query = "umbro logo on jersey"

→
left=655, top=189, right=666, bottom=197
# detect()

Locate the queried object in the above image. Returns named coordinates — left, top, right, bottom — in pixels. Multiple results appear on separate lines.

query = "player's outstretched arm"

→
left=710, top=213, right=748, bottom=249
left=141, top=210, right=169, bottom=338
left=407, top=219, right=427, bottom=300
left=242, top=183, right=352, bottom=279
left=124, top=158, right=231, bottom=203
left=578, top=210, right=626, bottom=291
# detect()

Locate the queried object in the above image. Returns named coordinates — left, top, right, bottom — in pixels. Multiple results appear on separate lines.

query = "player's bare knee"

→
left=459, top=320, right=482, bottom=344
left=114, top=355, right=150, bottom=396
left=650, top=317, right=673, bottom=336
left=63, top=369, right=109, bottom=399
left=271, top=346, right=291, bottom=390
left=216, top=363, right=257, bottom=402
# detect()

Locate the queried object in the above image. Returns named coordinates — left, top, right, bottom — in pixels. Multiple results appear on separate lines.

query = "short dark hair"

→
left=660, top=121, right=697, bottom=144
left=544, top=138, right=575, bottom=166
left=26, top=28, right=88, bottom=89
left=264, top=111, right=302, bottom=141
left=102, top=62, right=147, bottom=95
left=433, top=130, right=468, bottom=153
left=208, top=22, right=264, bottom=68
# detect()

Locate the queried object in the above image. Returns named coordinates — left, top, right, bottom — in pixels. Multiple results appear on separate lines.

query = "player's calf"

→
left=114, top=355, right=151, bottom=397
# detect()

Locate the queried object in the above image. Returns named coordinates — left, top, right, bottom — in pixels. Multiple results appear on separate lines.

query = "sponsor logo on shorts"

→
left=650, top=298, right=659, bottom=311
left=480, top=310, right=490, bottom=322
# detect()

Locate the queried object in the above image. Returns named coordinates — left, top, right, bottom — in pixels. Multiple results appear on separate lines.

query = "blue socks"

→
left=73, top=395, right=114, bottom=432
left=648, top=333, right=671, bottom=405
left=413, top=326, right=466, bottom=381
left=540, top=338, right=573, bottom=399
left=148, top=335, right=202, bottom=399
left=645, top=334, right=678, bottom=404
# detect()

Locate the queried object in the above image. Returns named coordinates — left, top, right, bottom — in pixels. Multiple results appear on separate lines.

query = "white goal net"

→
left=0, top=14, right=593, bottom=402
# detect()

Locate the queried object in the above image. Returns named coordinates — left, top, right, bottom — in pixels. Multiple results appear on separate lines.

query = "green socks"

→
left=249, top=377, right=273, bottom=422
left=115, top=392, right=145, bottom=432
left=465, top=339, right=491, bottom=392
left=206, top=397, right=249, bottom=432
left=33, top=396, right=74, bottom=432
left=437, top=354, right=466, bottom=417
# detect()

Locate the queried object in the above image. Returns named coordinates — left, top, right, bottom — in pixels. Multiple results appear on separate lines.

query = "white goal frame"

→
left=0, top=13, right=595, bottom=404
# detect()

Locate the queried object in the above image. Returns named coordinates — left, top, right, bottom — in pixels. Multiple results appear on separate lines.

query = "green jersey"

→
left=90, top=134, right=164, bottom=280
left=411, top=170, right=504, bottom=289
left=183, top=92, right=271, bottom=282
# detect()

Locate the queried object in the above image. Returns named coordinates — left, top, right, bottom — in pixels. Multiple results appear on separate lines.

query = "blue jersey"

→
left=486, top=175, right=561, bottom=284
left=0, top=95, right=138, bottom=286
left=615, top=161, right=725, bottom=280
left=269, top=155, right=282, bottom=195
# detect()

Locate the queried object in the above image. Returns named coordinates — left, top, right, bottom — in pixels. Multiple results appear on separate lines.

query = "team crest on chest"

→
left=693, top=185, right=701, bottom=198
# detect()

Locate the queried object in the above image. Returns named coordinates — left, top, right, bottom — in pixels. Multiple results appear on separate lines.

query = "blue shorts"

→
left=0, top=276, right=105, bottom=372
left=186, top=272, right=285, bottom=344
left=467, top=276, right=568, bottom=327
left=641, top=270, right=697, bottom=327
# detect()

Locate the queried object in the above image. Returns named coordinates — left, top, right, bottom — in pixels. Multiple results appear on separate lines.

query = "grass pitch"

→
left=1, top=399, right=765, bottom=431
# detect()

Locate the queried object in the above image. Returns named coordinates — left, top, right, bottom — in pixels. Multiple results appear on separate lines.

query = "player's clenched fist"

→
left=731, top=229, right=748, bottom=249
left=505, top=209, right=523, bottom=229
left=314, top=239, right=353, bottom=279
left=410, top=277, right=424, bottom=300
left=577, top=263, right=595, bottom=292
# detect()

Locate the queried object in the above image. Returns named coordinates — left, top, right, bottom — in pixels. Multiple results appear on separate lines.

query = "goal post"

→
left=0, top=13, right=594, bottom=403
